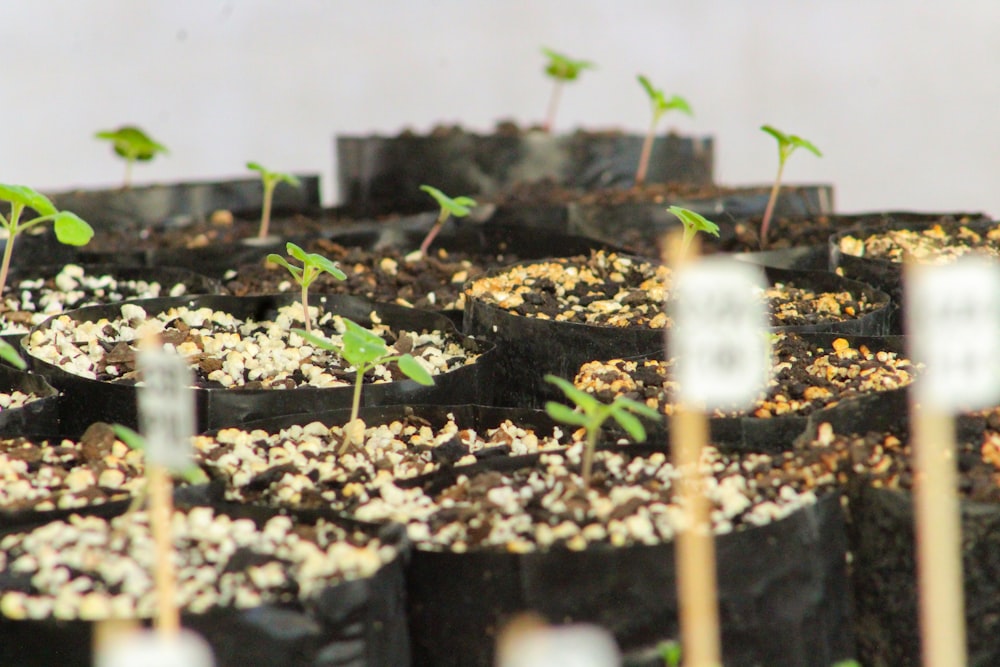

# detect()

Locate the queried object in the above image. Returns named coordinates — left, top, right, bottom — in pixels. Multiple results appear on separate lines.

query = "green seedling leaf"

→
left=52, top=211, right=95, bottom=246
left=110, top=424, right=208, bottom=485
left=656, top=640, right=682, bottom=667
left=542, top=47, right=595, bottom=82
left=247, top=161, right=301, bottom=188
left=544, top=401, right=591, bottom=427
left=286, top=241, right=310, bottom=263
left=0, top=184, right=57, bottom=217
left=611, top=405, right=651, bottom=441
left=397, top=354, right=434, bottom=386
left=668, top=205, right=720, bottom=258
left=758, top=125, right=822, bottom=247
left=95, top=126, right=168, bottom=161
left=266, top=254, right=303, bottom=280
left=0, top=339, right=26, bottom=370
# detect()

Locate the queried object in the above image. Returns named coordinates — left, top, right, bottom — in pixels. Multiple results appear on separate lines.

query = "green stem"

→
left=0, top=206, right=22, bottom=299
left=543, top=81, right=563, bottom=133
left=419, top=212, right=449, bottom=258
left=124, top=156, right=134, bottom=190
left=300, top=280, right=311, bottom=332
left=759, top=161, right=786, bottom=249
left=259, top=180, right=275, bottom=239
left=339, top=363, right=367, bottom=456
left=634, top=115, right=660, bottom=188
left=582, top=426, right=598, bottom=487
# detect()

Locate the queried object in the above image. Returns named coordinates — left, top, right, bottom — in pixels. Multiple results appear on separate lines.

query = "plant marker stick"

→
left=667, top=236, right=771, bottom=666
left=136, top=341, right=197, bottom=636
left=905, top=255, right=1000, bottom=667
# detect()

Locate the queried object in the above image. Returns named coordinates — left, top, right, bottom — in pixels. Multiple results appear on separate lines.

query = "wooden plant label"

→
left=137, top=347, right=196, bottom=472
left=667, top=256, right=770, bottom=667
left=136, top=346, right=196, bottom=636
left=907, top=254, right=1000, bottom=409
left=670, top=256, right=771, bottom=409
left=904, top=254, right=1000, bottom=667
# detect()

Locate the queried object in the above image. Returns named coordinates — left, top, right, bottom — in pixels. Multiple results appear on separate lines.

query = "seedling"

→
left=541, top=47, right=595, bottom=132
left=267, top=242, right=347, bottom=332
left=94, top=125, right=168, bottom=189
left=544, top=374, right=660, bottom=487
left=668, top=205, right=720, bottom=258
left=246, top=161, right=301, bottom=239
left=417, top=185, right=477, bottom=258
left=0, top=184, right=94, bottom=299
left=759, top=125, right=822, bottom=247
left=635, top=75, right=693, bottom=187
left=656, top=640, right=682, bottom=667
left=293, top=320, right=434, bottom=453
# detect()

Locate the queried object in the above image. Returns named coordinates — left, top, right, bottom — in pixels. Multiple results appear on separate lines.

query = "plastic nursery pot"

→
left=829, top=216, right=998, bottom=335
left=0, top=263, right=224, bottom=344
left=592, top=332, right=910, bottom=455
left=0, top=502, right=410, bottom=667
left=388, top=447, right=853, bottom=667
left=45, top=175, right=322, bottom=233
left=335, top=129, right=714, bottom=217
left=0, top=363, right=60, bottom=437
left=21, top=293, right=496, bottom=436
left=794, top=396, right=1000, bottom=667
left=565, top=183, right=836, bottom=257
left=464, top=258, right=892, bottom=409
left=732, top=209, right=991, bottom=272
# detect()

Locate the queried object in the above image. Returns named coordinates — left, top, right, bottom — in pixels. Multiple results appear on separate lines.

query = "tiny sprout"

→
left=94, top=125, right=168, bottom=189
left=635, top=75, right=693, bottom=187
left=656, top=640, right=682, bottom=667
left=759, top=125, right=822, bottom=247
left=418, top=185, right=477, bottom=258
left=267, top=242, right=346, bottom=332
left=544, top=374, right=660, bottom=487
left=0, top=339, right=25, bottom=370
left=294, top=321, right=434, bottom=454
left=110, top=424, right=209, bottom=486
left=668, top=206, right=720, bottom=258
left=246, top=162, right=302, bottom=239
left=0, top=184, right=94, bottom=299
left=541, top=47, right=595, bottom=133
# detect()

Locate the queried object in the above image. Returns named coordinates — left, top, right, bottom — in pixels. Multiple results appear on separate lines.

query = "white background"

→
left=3, top=1, right=998, bottom=215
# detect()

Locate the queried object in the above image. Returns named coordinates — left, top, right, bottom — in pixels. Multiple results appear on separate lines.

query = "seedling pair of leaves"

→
left=418, top=185, right=477, bottom=258
left=0, top=184, right=94, bottom=299
left=544, top=374, right=660, bottom=487
left=295, top=321, right=434, bottom=454
left=95, top=126, right=168, bottom=190
left=267, top=242, right=347, bottom=332
left=759, top=125, right=822, bottom=247
left=541, top=47, right=595, bottom=133
left=247, top=162, right=301, bottom=239
left=668, top=205, right=720, bottom=258
left=635, top=75, right=693, bottom=187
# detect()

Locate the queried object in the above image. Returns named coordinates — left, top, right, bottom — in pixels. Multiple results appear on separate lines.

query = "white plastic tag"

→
left=669, top=257, right=771, bottom=410
left=907, top=255, right=1000, bottom=410
left=97, top=629, right=215, bottom=667
left=137, top=348, right=196, bottom=472
left=496, top=623, right=620, bottom=667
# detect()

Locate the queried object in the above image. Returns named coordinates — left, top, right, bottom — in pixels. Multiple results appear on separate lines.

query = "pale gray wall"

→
left=3, top=0, right=999, bottom=215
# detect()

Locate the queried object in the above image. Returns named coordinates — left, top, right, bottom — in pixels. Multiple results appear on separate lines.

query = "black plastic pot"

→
left=22, top=293, right=496, bottom=436
left=336, top=130, right=714, bottom=217
left=565, top=184, right=836, bottom=257
left=829, top=216, right=997, bottom=334
left=391, top=447, right=853, bottom=667
left=731, top=210, right=989, bottom=272
left=46, top=175, right=322, bottom=233
left=0, top=363, right=60, bottom=436
left=464, top=262, right=892, bottom=408
left=0, top=502, right=410, bottom=667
